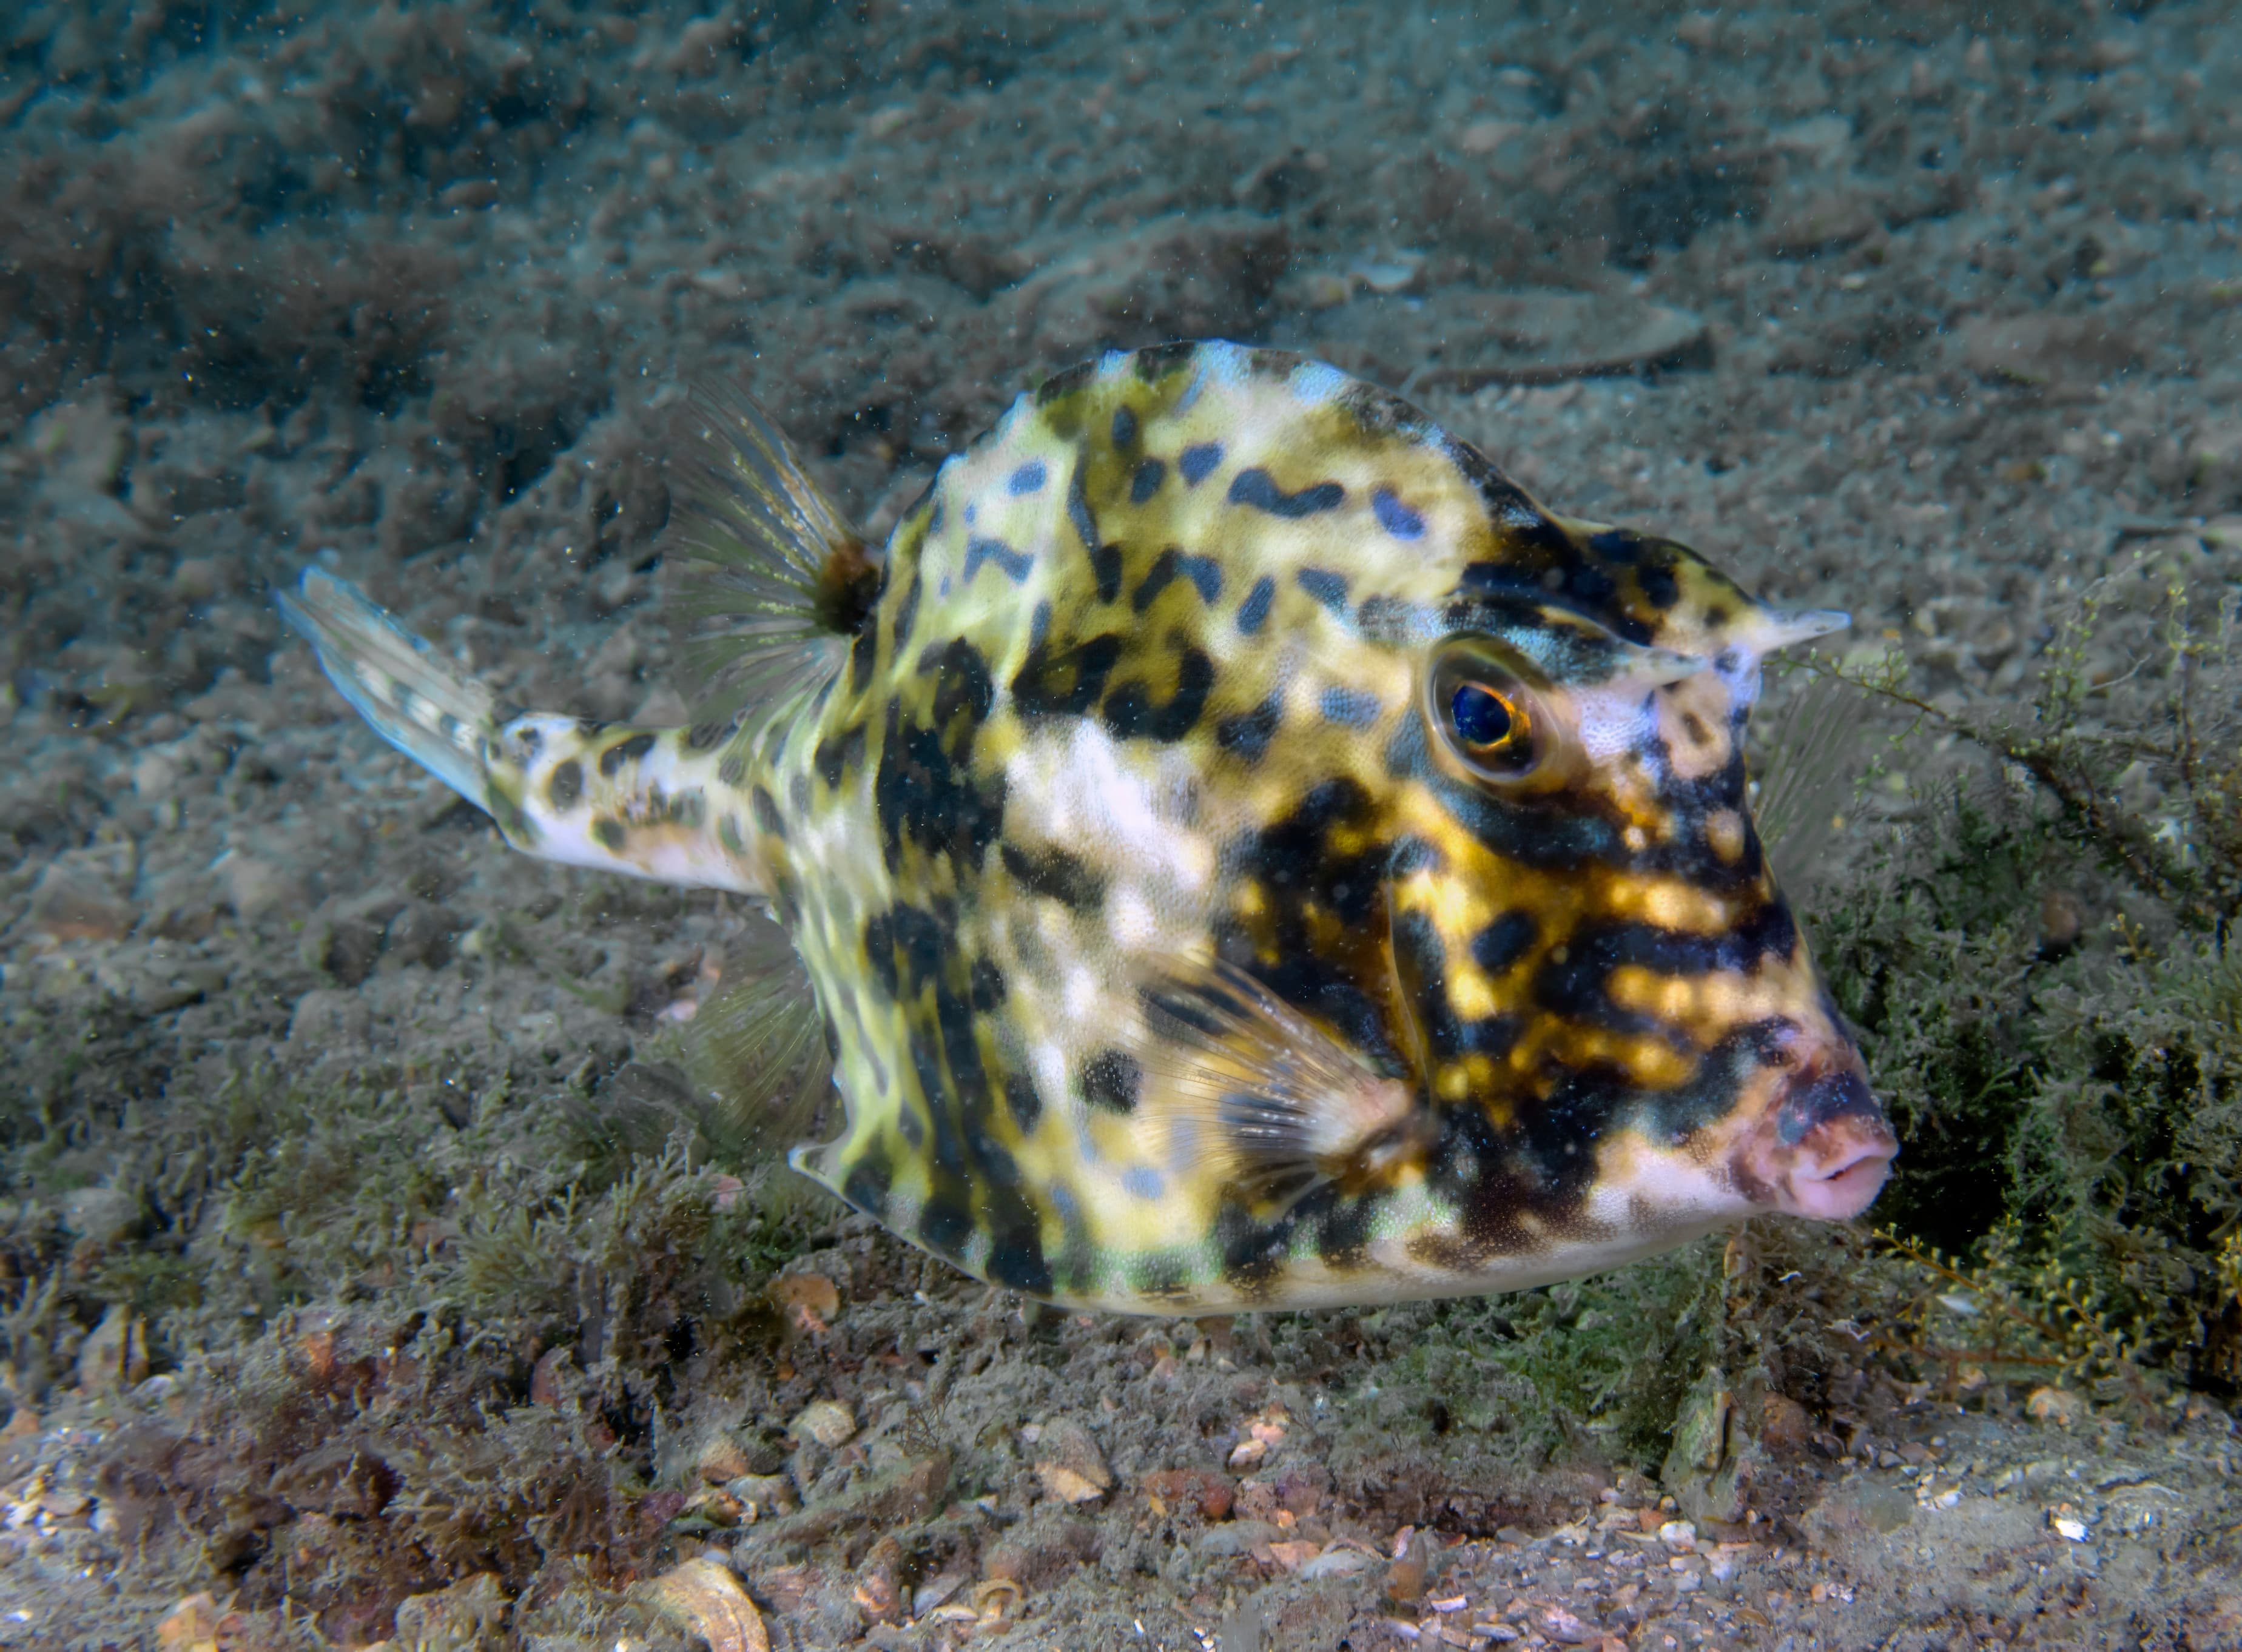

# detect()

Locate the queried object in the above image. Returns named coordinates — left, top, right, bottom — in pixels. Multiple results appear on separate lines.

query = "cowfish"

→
left=283, top=341, right=1896, bottom=1315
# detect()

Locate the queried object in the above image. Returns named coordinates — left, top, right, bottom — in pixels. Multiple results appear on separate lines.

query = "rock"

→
left=1384, top=1527, right=1434, bottom=1605
left=790, top=1400, right=856, bottom=1449
left=392, top=1572, right=510, bottom=1652
left=1305, top=287, right=1707, bottom=389
left=2027, top=1386, right=2086, bottom=1427
left=288, top=988, right=371, bottom=1049
left=27, top=865, right=135, bottom=944
left=697, top=1434, right=756, bottom=1485
left=1760, top=184, right=1881, bottom=257
left=153, top=1593, right=229, bottom=1652
left=744, top=1454, right=948, bottom=1551
left=383, top=900, right=458, bottom=969
left=1760, top=1393, right=1813, bottom=1454
left=270, top=1442, right=399, bottom=1519
left=216, top=851, right=306, bottom=923
left=1032, top=1418, right=1113, bottom=1505
left=983, top=1509, right=1100, bottom=1587
left=1661, top=1368, right=1763, bottom=1526
left=768, top=1272, right=841, bottom=1330
left=724, top=1472, right=798, bottom=1517
left=61, top=1185, right=141, bottom=1243
left=1953, top=314, right=2141, bottom=392
left=1141, top=1466, right=1234, bottom=1520
left=299, top=912, right=383, bottom=986
left=1298, top=1546, right=1373, bottom=1579
left=1197, top=1520, right=1282, bottom=1558
left=76, top=1304, right=150, bottom=1395
left=1533, top=1603, right=1603, bottom=1645
left=1005, top=213, right=1290, bottom=359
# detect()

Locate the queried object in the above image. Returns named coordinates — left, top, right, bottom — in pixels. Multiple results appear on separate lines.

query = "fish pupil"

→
left=1452, top=682, right=1513, bottom=747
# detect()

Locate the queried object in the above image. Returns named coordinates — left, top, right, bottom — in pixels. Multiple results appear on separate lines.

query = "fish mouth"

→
left=1734, top=1063, right=1897, bottom=1221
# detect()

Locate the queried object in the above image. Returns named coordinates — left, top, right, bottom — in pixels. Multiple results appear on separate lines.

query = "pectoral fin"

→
left=1134, top=959, right=1428, bottom=1207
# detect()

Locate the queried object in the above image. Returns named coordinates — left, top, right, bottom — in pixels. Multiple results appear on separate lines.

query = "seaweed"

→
left=1751, top=550, right=2242, bottom=1402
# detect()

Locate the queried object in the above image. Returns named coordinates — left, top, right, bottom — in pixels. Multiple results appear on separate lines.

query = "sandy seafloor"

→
left=4, top=1, right=2242, bottom=1648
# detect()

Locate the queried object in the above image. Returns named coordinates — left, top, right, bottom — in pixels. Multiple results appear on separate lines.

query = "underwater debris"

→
left=641, top=1556, right=769, bottom=1652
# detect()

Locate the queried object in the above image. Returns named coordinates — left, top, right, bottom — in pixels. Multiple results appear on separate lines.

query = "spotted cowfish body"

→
left=284, top=341, right=1896, bottom=1316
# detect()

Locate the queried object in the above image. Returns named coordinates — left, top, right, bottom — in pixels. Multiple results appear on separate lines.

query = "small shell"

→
left=643, top=1556, right=770, bottom=1652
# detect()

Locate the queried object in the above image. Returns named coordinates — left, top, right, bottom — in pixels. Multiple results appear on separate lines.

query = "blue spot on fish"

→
left=1008, top=460, right=1047, bottom=495
left=1295, top=568, right=1350, bottom=614
left=1319, top=685, right=1381, bottom=727
left=963, top=537, right=1034, bottom=585
left=1179, top=443, right=1224, bottom=486
left=1372, top=487, right=1425, bottom=540
left=1236, top=575, right=1276, bottom=635
left=1123, top=1167, right=1164, bottom=1200
left=1229, top=468, right=1345, bottom=519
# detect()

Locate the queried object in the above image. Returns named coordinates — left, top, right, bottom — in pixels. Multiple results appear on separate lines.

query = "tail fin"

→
left=278, top=567, right=500, bottom=807
left=667, top=377, right=883, bottom=727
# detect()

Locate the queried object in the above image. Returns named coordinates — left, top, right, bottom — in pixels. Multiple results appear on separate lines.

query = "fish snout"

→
left=1737, top=1065, right=1897, bottom=1221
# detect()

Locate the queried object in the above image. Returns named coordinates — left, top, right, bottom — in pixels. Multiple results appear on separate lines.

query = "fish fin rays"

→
left=679, top=908, right=839, bottom=1162
left=667, top=375, right=881, bottom=730
left=1135, top=958, right=1427, bottom=1209
left=279, top=568, right=502, bottom=808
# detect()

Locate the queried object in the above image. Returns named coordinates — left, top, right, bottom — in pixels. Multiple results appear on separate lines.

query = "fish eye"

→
left=1426, top=639, right=1566, bottom=788
left=1450, top=682, right=1518, bottom=751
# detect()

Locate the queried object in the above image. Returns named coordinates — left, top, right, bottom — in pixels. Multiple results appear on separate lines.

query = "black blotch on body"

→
left=750, top=785, right=786, bottom=839
left=1081, top=1049, right=1143, bottom=1114
left=849, top=624, right=879, bottom=693
left=843, top=1155, right=894, bottom=1220
left=1005, top=1072, right=1043, bottom=1131
left=1393, top=908, right=1522, bottom=1063
left=1000, top=841, right=1106, bottom=910
left=873, top=641, right=1006, bottom=870
left=814, top=722, right=867, bottom=790
left=599, top=731, right=655, bottom=777
left=1532, top=905, right=1799, bottom=1039
left=547, top=759, right=583, bottom=811
left=1219, top=779, right=1404, bottom=1069
left=1091, top=543, right=1124, bottom=604
left=1216, top=695, right=1282, bottom=764
left=1471, top=910, right=1538, bottom=976
left=1111, top=405, right=1139, bottom=450
left=891, top=570, right=923, bottom=648
left=1229, top=467, right=1345, bottom=519
left=591, top=818, right=626, bottom=851
left=1133, top=548, right=1224, bottom=613
left=1012, top=632, right=1125, bottom=719
left=1356, top=595, right=1419, bottom=645
left=1102, top=645, right=1214, bottom=742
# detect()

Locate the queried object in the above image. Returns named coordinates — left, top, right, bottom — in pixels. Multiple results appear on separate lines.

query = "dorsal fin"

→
left=667, top=378, right=884, bottom=727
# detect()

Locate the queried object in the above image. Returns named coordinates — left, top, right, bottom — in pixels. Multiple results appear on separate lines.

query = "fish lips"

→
left=1732, top=1061, right=1898, bottom=1222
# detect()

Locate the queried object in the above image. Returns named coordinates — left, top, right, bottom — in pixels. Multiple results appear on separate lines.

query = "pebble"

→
left=1031, top=1418, right=1112, bottom=1505
left=789, top=1400, right=855, bottom=1449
